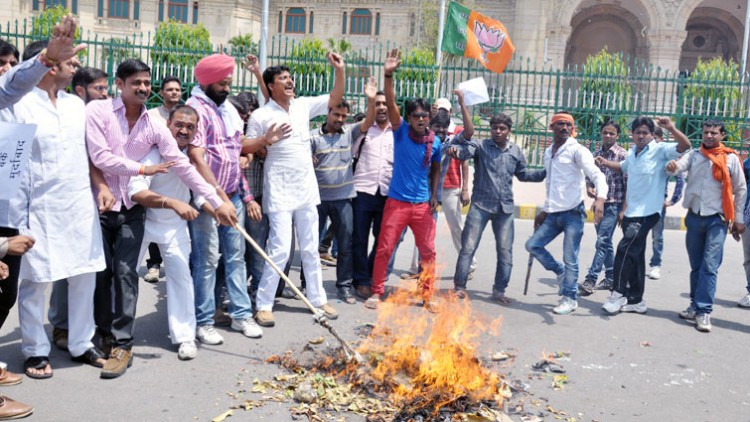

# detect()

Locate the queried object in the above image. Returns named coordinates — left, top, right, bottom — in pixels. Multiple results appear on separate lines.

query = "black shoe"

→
left=337, top=287, right=356, bottom=304
left=72, top=347, right=107, bottom=368
left=579, top=279, right=595, bottom=296
left=596, top=278, right=613, bottom=290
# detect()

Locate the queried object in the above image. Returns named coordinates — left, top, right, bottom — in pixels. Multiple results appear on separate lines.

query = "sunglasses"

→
left=411, top=112, right=430, bottom=119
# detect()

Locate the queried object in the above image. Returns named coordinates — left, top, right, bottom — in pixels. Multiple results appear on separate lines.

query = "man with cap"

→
left=524, top=112, right=607, bottom=315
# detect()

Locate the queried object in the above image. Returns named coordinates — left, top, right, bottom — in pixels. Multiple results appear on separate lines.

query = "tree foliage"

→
left=149, top=20, right=212, bottom=80
left=32, top=5, right=81, bottom=39
left=228, top=33, right=258, bottom=55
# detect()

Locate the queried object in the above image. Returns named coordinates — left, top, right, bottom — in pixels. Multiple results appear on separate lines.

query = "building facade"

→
left=1, top=0, right=746, bottom=72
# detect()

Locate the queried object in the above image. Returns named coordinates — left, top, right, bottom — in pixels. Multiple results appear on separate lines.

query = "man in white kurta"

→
left=246, top=54, right=345, bottom=327
left=0, top=43, right=105, bottom=376
left=128, top=105, right=205, bottom=360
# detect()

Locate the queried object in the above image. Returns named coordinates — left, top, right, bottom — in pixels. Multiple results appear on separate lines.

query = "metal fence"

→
left=3, top=19, right=750, bottom=168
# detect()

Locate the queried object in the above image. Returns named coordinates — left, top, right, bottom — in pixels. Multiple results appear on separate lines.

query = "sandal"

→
left=364, top=297, right=381, bottom=309
left=71, top=347, right=107, bottom=368
left=24, top=356, right=53, bottom=379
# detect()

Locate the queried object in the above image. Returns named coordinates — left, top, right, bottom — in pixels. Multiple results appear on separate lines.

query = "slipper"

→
left=496, top=295, right=514, bottom=306
left=71, top=347, right=107, bottom=368
left=364, top=297, right=380, bottom=309
left=24, top=356, right=52, bottom=379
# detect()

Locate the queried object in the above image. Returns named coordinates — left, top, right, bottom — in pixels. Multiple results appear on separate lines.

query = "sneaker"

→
left=596, top=278, right=613, bottom=290
left=602, top=291, right=627, bottom=314
left=620, top=301, right=647, bottom=314
left=678, top=305, right=697, bottom=321
left=255, top=310, right=275, bottom=327
left=319, top=253, right=337, bottom=266
left=578, top=279, right=595, bottom=296
left=695, top=313, right=711, bottom=332
left=196, top=325, right=224, bottom=345
left=318, top=303, right=338, bottom=320
left=231, top=317, right=263, bottom=338
left=337, top=287, right=356, bottom=304
left=177, top=341, right=197, bottom=361
left=738, top=293, right=750, bottom=308
left=144, top=267, right=160, bottom=283
left=553, top=297, right=577, bottom=315
left=647, top=266, right=661, bottom=280
left=100, top=347, right=133, bottom=379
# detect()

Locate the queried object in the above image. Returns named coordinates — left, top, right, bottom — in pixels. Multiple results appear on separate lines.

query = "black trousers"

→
left=96, top=206, right=145, bottom=349
left=0, top=227, right=20, bottom=329
left=613, top=213, right=660, bottom=304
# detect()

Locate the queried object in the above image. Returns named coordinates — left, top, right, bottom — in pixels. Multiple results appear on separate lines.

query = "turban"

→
left=194, top=54, right=235, bottom=86
left=550, top=113, right=577, bottom=138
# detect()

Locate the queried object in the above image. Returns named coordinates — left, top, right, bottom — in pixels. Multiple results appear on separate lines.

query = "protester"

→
left=580, top=120, right=627, bottom=294
left=666, top=119, right=746, bottom=332
left=246, top=52, right=346, bottom=327
left=524, top=112, right=607, bottom=315
left=366, top=49, right=441, bottom=312
left=647, top=126, right=685, bottom=280
left=71, top=67, right=109, bottom=102
left=86, top=58, right=234, bottom=378
left=0, top=40, right=18, bottom=76
left=448, top=96, right=545, bottom=303
left=597, top=117, right=691, bottom=315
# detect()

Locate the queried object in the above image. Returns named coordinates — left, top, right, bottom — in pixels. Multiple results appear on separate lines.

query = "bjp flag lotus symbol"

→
left=473, top=21, right=506, bottom=62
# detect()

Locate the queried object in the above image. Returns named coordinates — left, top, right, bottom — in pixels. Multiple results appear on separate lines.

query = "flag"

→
left=442, top=1, right=515, bottom=74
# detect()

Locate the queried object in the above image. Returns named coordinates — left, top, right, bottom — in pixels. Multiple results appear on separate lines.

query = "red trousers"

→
left=371, top=198, right=436, bottom=295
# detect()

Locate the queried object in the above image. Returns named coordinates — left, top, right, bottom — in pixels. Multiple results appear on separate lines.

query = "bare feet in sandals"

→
left=492, top=292, right=514, bottom=306
left=24, top=356, right=52, bottom=379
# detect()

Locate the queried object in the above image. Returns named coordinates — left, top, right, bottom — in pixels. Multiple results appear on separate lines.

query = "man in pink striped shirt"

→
left=86, top=59, right=235, bottom=379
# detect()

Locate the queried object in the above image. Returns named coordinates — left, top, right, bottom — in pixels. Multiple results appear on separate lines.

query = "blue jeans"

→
left=454, top=205, right=513, bottom=293
left=191, top=194, right=252, bottom=326
left=524, top=203, right=586, bottom=300
left=649, top=206, right=666, bottom=267
left=352, top=191, right=387, bottom=287
left=585, top=202, right=621, bottom=282
left=302, top=200, right=353, bottom=289
left=245, top=196, right=270, bottom=292
left=685, top=212, right=727, bottom=315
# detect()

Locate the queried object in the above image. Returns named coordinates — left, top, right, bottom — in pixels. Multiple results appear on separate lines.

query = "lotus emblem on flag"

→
left=473, top=21, right=506, bottom=62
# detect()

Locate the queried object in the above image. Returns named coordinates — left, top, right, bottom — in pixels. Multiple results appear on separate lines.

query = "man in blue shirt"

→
left=365, top=49, right=441, bottom=312
left=596, top=117, right=691, bottom=315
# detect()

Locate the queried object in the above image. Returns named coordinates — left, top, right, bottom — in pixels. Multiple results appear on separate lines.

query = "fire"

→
left=352, top=274, right=506, bottom=415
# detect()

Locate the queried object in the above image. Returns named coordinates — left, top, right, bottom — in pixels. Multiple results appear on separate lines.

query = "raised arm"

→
left=359, top=77, right=378, bottom=133
left=384, top=49, right=402, bottom=130
left=243, top=54, right=269, bottom=102
left=327, top=52, right=346, bottom=109
left=453, top=89, right=473, bottom=140
left=657, top=116, right=692, bottom=153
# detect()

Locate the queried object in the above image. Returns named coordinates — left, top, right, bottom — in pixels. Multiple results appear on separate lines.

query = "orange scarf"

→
left=700, top=142, right=739, bottom=223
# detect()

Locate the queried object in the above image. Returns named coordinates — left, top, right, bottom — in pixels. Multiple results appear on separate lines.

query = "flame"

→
left=351, top=271, right=505, bottom=414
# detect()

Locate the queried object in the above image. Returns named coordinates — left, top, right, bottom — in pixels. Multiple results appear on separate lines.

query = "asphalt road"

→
left=0, top=218, right=748, bottom=422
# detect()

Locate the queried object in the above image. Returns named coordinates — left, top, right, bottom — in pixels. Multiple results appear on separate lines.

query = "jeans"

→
left=524, top=202, right=586, bottom=300
left=742, top=231, right=750, bottom=294
left=612, top=213, right=660, bottom=305
left=352, top=191, right=387, bottom=287
left=245, top=196, right=270, bottom=291
left=97, top=206, right=145, bottom=349
left=317, top=199, right=353, bottom=288
left=685, top=212, right=727, bottom=314
left=585, top=202, right=621, bottom=282
left=649, top=206, right=666, bottom=267
left=191, top=194, right=252, bottom=326
left=454, top=205, right=513, bottom=293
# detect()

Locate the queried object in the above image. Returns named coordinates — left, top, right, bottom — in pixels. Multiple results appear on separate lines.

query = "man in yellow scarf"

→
left=666, top=119, right=747, bottom=333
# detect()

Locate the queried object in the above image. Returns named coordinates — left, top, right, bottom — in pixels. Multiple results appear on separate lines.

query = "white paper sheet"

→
left=457, top=77, right=490, bottom=106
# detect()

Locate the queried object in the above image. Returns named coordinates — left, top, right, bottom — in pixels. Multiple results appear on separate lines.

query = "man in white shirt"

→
left=128, top=105, right=228, bottom=359
left=246, top=53, right=346, bottom=327
left=524, top=112, right=607, bottom=315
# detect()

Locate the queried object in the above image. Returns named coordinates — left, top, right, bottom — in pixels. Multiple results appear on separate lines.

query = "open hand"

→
left=384, top=48, right=401, bottom=75
left=45, top=15, right=87, bottom=63
left=144, top=161, right=176, bottom=175
left=364, top=76, right=378, bottom=100
left=266, top=122, right=292, bottom=146
left=243, top=54, right=261, bottom=74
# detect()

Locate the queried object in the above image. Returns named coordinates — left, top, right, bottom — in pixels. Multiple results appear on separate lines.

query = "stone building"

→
left=0, top=0, right=746, bottom=72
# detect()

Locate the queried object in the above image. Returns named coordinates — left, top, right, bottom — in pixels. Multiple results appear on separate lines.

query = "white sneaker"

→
left=553, top=297, right=577, bottom=315
left=144, top=267, right=160, bottom=283
left=231, top=317, right=263, bottom=339
left=647, top=266, right=661, bottom=280
left=178, top=340, right=198, bottom=360
left=620, top=301, right=647, bottom=314
left=196, top=325, right=224, bottom=345
left=738, top=293, right=750, bottom=308
left=602, top=291, right=627, bottom=314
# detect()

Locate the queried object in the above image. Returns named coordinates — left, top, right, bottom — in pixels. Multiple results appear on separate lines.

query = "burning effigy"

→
left=242, top=280, right=513, bottom=421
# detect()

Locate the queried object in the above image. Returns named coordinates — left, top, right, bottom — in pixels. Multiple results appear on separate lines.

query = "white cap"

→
left=435, top=98, right=452, bottom=112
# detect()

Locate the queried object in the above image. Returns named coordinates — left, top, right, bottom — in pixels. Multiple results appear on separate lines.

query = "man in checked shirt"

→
left=86, top=59, right=236, bottom=379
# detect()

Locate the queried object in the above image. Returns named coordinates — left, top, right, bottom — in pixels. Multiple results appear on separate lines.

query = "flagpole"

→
left=436, top=0, right=447, bottom=64
left=434, top=53, right=446, bottom=100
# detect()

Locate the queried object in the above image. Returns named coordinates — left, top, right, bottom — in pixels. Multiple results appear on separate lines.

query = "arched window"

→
left=285, top=7, right=306, bottom=34
left=350, top=9, right=372, bottom=35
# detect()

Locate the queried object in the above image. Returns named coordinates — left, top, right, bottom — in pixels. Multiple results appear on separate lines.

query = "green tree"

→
left=100, top=37, right=138, bottom=76
left=326, top=38, right=352, bottom=56
left=395, top=47, right=438, bottom=102
left=286, top=38, right=329, bottom=96
left=228, top=33, right=258, bottom=55
left=32, top=5, right=81, bottom=39
left=149, top=20, right=212, bottom=81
